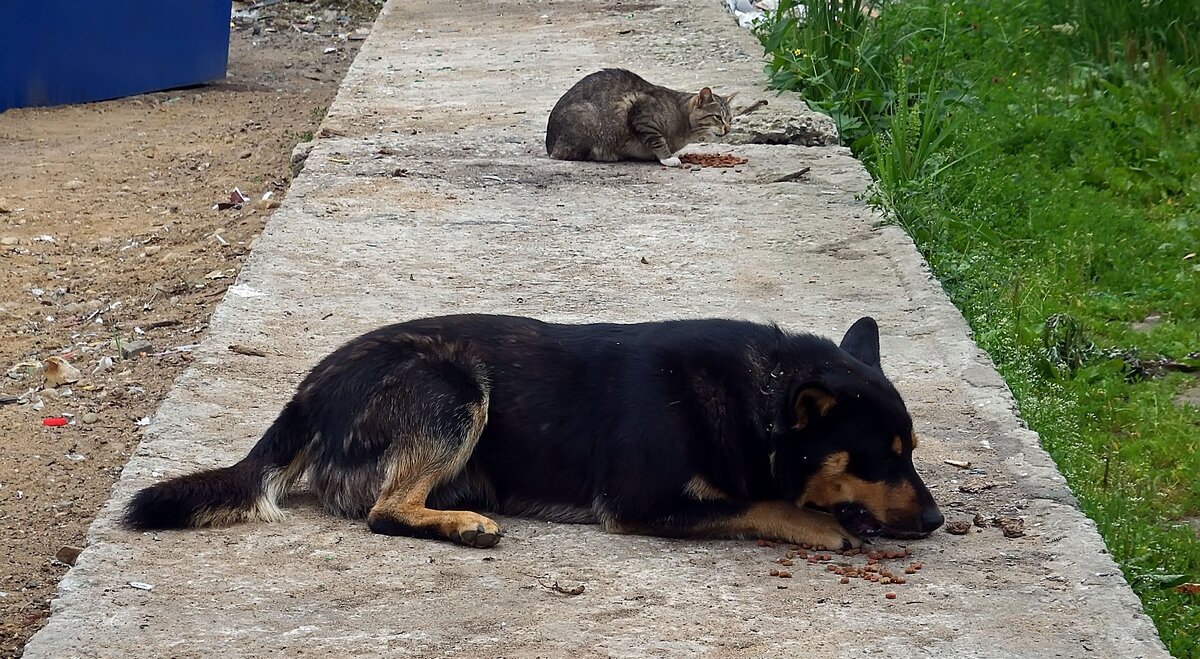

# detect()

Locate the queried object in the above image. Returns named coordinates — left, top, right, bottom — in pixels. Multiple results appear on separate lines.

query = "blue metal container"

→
left=0, top=1, right=232, bottom=111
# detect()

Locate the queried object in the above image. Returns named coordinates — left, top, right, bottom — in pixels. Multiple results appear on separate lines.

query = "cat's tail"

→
left=123, top=400, right=311, bottom=530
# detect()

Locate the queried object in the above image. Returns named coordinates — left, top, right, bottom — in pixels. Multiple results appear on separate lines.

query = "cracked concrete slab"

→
left=23, top=0, right=1170, bottom=657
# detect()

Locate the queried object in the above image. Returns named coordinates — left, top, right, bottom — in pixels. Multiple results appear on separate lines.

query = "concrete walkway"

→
left=24, top=1, right=1170, bottom=657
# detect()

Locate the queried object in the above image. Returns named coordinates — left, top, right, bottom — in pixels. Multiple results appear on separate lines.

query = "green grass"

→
left=756, top=1, right=1200, bottom=654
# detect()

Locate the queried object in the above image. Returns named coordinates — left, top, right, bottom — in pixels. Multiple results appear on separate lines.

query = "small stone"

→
left=63, top=179, right=84, bottom=190
left=1131, top=313, right=1161, bottom=332
left=1175, top=384, right=1200, bottom=409
left=55, top=545, right=83, bottom=566
left=120, top=341, right=153, bottom=360
left=81, top=412, right=99, bottom=424
left=256, top=198, right=281, bottom=210
left=0, top=237, right=19, bottom=246
left=239, top=150, right=253, bottom=159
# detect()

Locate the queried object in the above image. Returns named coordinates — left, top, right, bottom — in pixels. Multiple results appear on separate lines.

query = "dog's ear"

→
left=791, top=384, right=837, bottom=430
left=840, top=316, right=881, bottom=370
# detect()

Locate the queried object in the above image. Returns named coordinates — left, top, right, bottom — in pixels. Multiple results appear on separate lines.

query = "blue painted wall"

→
left=0, top=1, right=231, bottom=111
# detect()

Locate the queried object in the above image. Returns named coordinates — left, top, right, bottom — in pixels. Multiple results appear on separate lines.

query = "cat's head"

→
left=688, top=88, right=736, bottom=139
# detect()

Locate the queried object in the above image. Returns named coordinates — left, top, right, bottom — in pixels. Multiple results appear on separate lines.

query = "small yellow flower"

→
left=853, top=66, right=861, bottom=74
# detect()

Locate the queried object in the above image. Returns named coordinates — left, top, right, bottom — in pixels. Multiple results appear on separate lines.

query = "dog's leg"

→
left=702, top=501, right=862, bottom=550
left=607, top=499, right=862, bottom=550
left=367, top=467, right=502, bottom=548
left=361, top=352, right=502, bottom=548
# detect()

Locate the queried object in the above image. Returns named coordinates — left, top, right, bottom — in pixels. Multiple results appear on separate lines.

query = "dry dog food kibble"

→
left=679, top=153, right=749, bottom=168
left=945, top=520, right=973, bottom=535
left=762, top=541, right=922, bottom=592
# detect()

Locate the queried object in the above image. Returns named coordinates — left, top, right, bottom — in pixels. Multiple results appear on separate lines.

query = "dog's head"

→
left=773, top=317, right=943, bottom=540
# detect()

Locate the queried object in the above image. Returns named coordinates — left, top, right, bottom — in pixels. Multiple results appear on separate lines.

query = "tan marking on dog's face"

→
left=891, top=436, right=904, bottom=455
left=911, top=434, right=920, bottom=449
left=684, top=475, right=729, bottom=501
left=798, top=452, right=924, bottom=529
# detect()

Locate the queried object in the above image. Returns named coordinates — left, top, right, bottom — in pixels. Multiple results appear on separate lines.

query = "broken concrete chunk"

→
left=55, top=546, right=83, bottom=567
left=725, top=112, right=840, bottom=147
left=120, top=341, right=153, bottom=360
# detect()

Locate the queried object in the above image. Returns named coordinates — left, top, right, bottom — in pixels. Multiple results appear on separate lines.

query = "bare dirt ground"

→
left=0, top=2, right=380, bottom=655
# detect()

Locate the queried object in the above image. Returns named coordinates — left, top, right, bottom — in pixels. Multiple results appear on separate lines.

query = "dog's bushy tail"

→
left=124, top=400, right=311, bottom=530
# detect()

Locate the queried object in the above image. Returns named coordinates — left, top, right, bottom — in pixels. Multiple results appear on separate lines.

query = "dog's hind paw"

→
left=447, top=513, right=504, bottom=548
left=457, top=526, right=502, bottom=548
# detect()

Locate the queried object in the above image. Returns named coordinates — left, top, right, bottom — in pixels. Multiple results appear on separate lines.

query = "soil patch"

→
left=0, top=2, right=380, bottom=655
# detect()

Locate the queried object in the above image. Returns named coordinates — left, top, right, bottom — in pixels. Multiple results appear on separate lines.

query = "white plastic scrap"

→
left=723, top=0, right=801, bottom=28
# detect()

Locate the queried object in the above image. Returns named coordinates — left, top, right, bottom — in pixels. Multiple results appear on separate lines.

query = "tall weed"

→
left=1048, top=0, right=1200, bottom=67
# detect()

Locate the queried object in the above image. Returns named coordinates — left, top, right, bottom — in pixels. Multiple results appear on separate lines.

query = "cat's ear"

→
left=725, top=91, right=738, bottom=103
left=696, top=87, right=714, bottom=105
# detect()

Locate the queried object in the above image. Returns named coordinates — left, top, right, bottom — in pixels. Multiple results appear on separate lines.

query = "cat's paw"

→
left=659, top=156, right=681, bottom=167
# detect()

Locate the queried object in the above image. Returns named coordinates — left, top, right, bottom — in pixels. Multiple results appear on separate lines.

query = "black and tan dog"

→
left=125, top=314, right=943, bottom=549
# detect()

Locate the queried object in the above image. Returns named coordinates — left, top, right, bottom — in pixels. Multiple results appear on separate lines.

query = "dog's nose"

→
left=920, top=507, right=945, bottom=533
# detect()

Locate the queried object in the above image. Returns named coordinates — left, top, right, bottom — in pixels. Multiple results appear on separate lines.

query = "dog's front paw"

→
left=801, top=515, right=863, bottom=551
left=659, top=156, right=681, bottom=167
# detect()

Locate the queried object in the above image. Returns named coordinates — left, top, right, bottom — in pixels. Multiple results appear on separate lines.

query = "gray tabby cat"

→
left=545, top=69, right=735, bottom=167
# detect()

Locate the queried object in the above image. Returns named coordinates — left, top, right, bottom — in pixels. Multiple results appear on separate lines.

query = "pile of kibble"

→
left=679, top=153, right=749, bottom=168
left=758, top=540, right=923, bottom=599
